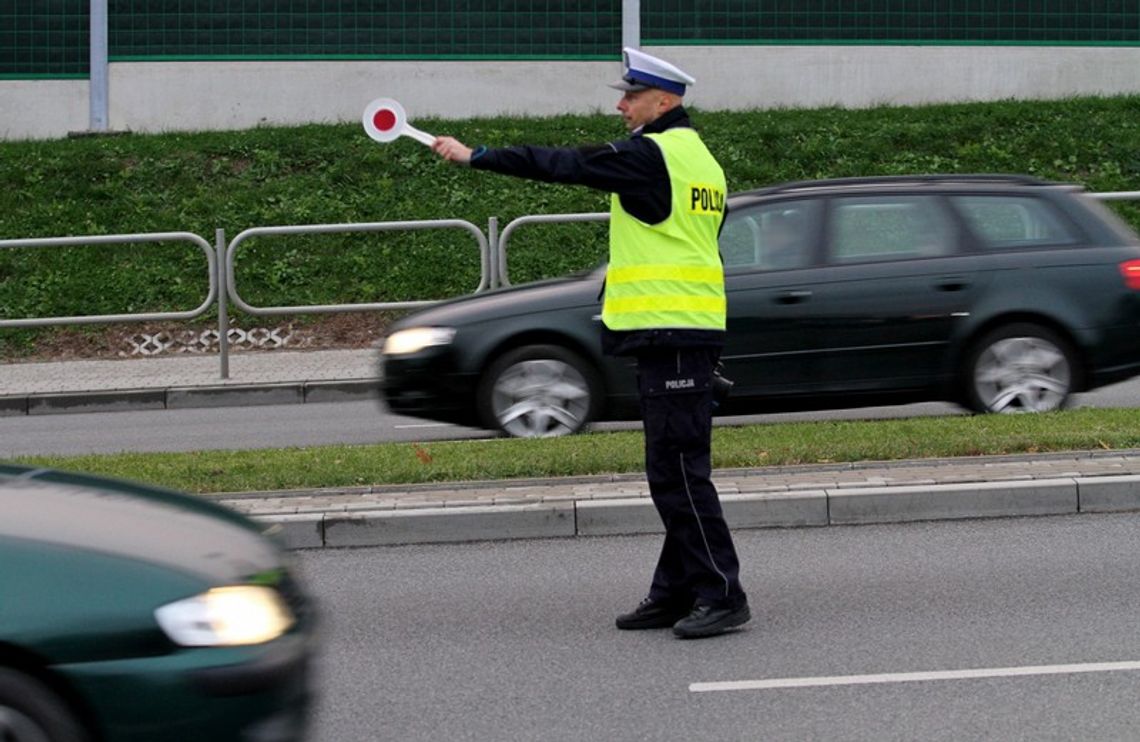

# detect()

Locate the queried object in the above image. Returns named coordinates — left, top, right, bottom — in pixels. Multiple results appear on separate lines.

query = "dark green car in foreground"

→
left=0, top=465, right=314, bottom=742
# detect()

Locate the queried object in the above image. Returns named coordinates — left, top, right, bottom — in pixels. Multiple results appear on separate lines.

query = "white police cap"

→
left=608, top=47, right=695, bottom=96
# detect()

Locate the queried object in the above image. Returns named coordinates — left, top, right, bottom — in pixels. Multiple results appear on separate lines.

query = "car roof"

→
left=728, top=174, right=1080, bottom=207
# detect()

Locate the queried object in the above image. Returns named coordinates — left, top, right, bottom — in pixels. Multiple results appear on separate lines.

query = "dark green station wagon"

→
left=381, top=175, right=1140, bottom=437
left=0, top=465, right=313, bottom=742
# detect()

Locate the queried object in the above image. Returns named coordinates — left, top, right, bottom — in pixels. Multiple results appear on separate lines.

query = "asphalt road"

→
left=297, top=512, right=1140, bottom=742
left=1, top=379, right=1137, bottom=458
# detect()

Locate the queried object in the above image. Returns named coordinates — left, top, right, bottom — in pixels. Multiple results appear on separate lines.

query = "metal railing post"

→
left=1091, top=191, right=1140, bottom=201
left=487, top=216, right=499, bottom=289
left=215, top=228, right=229, bottom=379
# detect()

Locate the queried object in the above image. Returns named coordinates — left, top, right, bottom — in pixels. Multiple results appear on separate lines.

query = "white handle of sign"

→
left=402, top=125, right=436, bottom=147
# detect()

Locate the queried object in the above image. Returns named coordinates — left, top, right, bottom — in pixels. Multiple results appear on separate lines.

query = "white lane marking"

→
left=689, top=660, right=1140, bottom=693
left=393, top=423, right=449, bottom=429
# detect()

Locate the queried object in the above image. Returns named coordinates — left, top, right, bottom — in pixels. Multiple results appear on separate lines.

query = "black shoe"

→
left=672, top=602, right=751, bottom=639
left=615, top=598, right=692, bottom=630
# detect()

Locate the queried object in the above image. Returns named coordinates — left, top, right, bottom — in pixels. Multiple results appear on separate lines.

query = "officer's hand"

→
left=432, top=136, right=473, bottom=164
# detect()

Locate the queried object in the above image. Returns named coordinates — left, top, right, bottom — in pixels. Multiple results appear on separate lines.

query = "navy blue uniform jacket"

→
left=468, top=106, right=727, bottom=356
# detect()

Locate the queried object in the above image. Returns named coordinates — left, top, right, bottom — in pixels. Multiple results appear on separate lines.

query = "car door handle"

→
left=934, top=279, right=970, bottom=292
left=776, top=290, right=813, bottom=304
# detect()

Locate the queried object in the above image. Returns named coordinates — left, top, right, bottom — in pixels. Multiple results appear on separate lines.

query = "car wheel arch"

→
left=0, top=644, right=98, bottom=742
left=957, top=315, right=1086, bottom=413
left=954, top=312, right=1088, bottom=392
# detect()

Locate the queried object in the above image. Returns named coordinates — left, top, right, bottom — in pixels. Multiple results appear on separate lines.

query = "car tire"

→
left=0, top=668, right=89, bottom=742
left=963, top=323, right=1078, bottom=414
left=477, top=344, right=602, bottom=438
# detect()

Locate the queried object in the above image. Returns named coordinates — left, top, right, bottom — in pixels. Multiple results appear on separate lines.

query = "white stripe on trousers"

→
left=679, top=452, right=730, bottom=599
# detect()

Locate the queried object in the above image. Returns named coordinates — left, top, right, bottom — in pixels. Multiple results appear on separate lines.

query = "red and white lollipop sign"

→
left=362, top=98, right=436, bottom=147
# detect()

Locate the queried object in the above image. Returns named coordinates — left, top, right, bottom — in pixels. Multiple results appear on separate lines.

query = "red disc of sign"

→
left=373, top=109, right=397, bottom=132
left=362, top=98, right=408, bottom=143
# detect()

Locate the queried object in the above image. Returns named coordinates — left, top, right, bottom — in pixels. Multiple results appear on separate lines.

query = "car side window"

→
left=720, top=199, right=818, bottom=272
left=951, top=195, right=1079, bottom=249
left=828, top=195, right=955, bottom=264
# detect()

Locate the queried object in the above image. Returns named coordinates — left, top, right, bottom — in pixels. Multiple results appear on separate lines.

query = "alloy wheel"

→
left=972, top=334, right=1071, bottom=413
left=0, top=706, right=52, bottom=742
left=490, top=358, right=592, bottom=437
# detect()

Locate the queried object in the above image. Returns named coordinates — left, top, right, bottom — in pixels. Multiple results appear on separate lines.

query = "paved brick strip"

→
left=214, top=452, right=1140, bottom=516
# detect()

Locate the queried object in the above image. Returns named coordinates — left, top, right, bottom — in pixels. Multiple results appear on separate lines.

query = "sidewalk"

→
left=4, top=349, right=1140, bottom=549
left=0, top=348, right=379, bottom=415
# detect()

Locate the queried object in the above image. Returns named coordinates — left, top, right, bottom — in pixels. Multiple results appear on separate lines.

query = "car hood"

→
left=391, top=270, right=603, bottom=330
left=0, top=465, right=283, bottom=585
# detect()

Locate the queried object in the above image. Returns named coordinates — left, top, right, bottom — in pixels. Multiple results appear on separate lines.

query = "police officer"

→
left=431, top=47, right=750, bottom=639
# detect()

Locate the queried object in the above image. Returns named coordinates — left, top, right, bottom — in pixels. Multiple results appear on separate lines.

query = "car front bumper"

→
left=379, top=348, right=481, bottom=426
left=59, top=631, right=313, bottom=742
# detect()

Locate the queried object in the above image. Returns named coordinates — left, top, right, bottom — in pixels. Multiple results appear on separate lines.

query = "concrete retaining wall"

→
left=4, top=45, right=1140, bottom=140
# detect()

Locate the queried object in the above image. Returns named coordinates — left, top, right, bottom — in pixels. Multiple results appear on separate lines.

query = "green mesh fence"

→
left=0, top=1, right=89, bottom=78
left=4, top=2, right=1138, bottom=79
left=108, top=0, right=620, bottom=61
left=645, top=2, right=1140, bottom=45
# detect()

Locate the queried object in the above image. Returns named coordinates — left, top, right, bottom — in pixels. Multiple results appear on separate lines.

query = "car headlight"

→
left=382, top=327, right=457, bottom=355
left=155, top=586, right=295, bottom=647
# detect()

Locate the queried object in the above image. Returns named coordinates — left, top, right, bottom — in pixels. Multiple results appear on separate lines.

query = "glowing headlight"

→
left=155, top=586, right=295, bottom=647
left=382, top=327, right=456, bottom=355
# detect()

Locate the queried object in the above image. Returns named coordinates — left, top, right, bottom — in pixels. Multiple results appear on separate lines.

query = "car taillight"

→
left=1122, top=260, right=1140, bottom=291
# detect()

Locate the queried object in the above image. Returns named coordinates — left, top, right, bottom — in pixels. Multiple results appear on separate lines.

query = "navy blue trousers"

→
left=636, top=347, right=747, bottom=610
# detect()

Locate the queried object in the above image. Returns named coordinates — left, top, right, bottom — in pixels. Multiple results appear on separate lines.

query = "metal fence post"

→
left=89, top=0, right=109, bottom=131
left=216, top=228, right=229, bottom=379
left=622, top=0, right=640, bottom=49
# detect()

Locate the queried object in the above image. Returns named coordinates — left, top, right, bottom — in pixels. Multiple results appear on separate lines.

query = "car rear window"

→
left=951, top=195, right=1079, bottom=249
left=828, top=195, right=955, bottom=263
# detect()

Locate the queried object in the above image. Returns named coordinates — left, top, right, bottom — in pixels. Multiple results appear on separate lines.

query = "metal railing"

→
left=218, top=219, right=490, bottom=376
left=495, top=212, right=608, bottom=287
left=225, top=219, right=489, bottom=315
left=0, top=190, right=1136, bottom=378
left=0, top=232, right=216, bottom=328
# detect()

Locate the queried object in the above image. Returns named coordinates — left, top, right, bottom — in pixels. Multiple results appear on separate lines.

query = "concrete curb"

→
left=1077, top=474, right=1140, bottom=512
left=0, top=380, right=377, bottom=416
left=828, top=478, right=1078, bottom=524
left=252, top=475, right=1140, bottom=550
left=324, top=503, right=576, bottom=547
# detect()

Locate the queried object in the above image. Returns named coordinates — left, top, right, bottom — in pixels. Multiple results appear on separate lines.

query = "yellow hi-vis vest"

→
left=601, top=127, right=727, bottom=332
